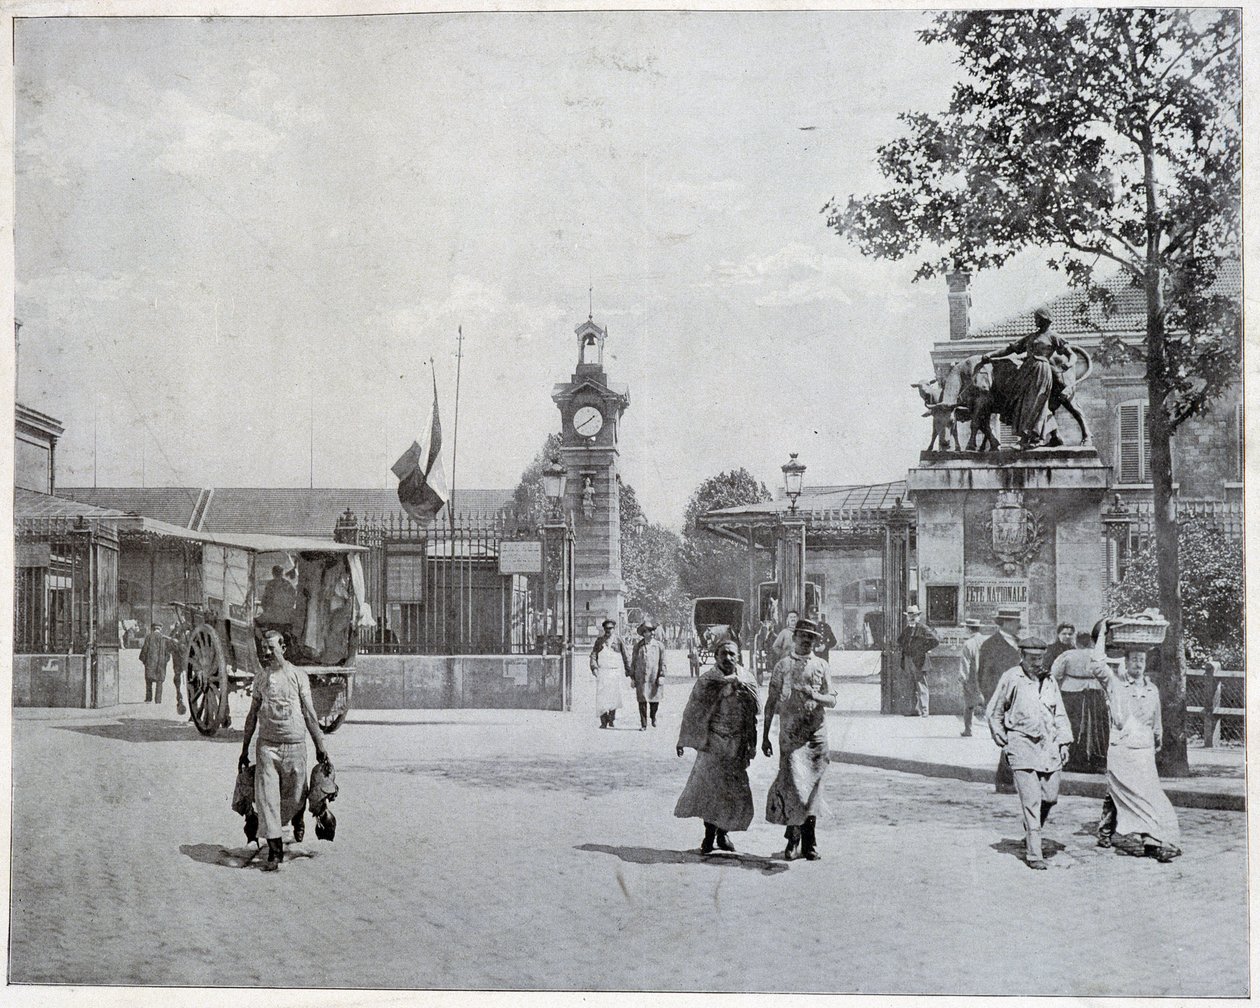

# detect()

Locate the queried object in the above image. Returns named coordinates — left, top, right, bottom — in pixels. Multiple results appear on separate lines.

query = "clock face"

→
left=573, top=405, right=604, bottom=437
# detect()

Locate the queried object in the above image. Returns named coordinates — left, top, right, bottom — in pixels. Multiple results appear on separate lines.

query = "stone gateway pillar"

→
left=906, top=446, right=1110, bottom=712
left=552, top=317, right=630, bottom=646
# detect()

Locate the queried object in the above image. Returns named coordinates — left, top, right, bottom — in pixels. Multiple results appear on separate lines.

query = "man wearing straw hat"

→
left=958, top=617, right=985, bottom=737
left=897, top=605, right=939, bottom=716
left=630, top=615, right=668, bottom=730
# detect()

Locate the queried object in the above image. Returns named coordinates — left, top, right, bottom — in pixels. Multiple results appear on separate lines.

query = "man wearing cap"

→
left=979, top=608, right=1024, bottom=791
left=958, top=617, right=985, bottom=737
left=978, top=307, right=1072, bottom=448
left=763, top=618, right=836, bottom=861
left=897, top=605, right=940, bottom=717
left=139, top=622, right=168, bottom=704
left=239, top=629, right=331, bottom=871
left=630, top=617, right=668, bottom=730
left=590, top=618, right=630, bottom=729
left=984, top=637, right=1073, bottom=870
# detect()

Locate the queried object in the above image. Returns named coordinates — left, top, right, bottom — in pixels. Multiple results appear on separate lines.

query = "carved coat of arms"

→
left=984, top=490, right=1046, bottom=573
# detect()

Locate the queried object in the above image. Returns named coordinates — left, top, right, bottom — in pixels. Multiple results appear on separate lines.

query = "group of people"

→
left=955, top=606, right=1182, bottom=869
left=754, top=608, right=838, bottom=683
left=138, top=619, right=189, bottom=715
left=674, top=619, right=834, bottom=859
left=590, top=616, right=669, bottom=730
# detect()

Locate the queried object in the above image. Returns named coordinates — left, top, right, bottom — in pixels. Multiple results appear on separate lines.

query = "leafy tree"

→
left=510, top=433, right=563, bottom=526
left=1108, top=522, right=1244, bottom=670
left=826, top=9, right=1241, bottom=775
left=680, top=468, right=774, bottom=624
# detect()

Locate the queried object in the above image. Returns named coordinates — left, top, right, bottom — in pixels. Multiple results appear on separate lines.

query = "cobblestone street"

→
left=9, top=673, right=1248, bottom=998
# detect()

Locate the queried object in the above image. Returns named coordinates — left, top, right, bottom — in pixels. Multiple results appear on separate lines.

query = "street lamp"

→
left=781, top=453, right=806, bottom=514
left=633, top=512, right=647, bottom=536
left=542, top=458, right=567, bottom=523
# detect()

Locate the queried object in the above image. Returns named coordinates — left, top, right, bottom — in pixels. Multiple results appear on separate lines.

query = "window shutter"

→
left=1117, top=401, right=1146, bottom=484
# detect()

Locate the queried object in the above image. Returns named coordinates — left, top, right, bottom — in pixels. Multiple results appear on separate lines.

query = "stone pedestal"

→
left=905, top=447, right=1110, bottom=711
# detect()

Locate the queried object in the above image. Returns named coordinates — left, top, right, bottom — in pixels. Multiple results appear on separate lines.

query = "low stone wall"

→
left=14, top=654, right=90, bottom=708
left=352, top=654, right=568, bottom=711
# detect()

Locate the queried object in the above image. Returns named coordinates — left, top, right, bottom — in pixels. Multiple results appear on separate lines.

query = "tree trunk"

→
left=1145, top=275, right=1191, bottom=777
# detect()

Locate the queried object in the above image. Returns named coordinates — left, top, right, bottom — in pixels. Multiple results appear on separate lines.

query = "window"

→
left=1115, top=400, right=1151, bottom=484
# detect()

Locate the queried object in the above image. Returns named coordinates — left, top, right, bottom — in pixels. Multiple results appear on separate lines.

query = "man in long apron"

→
left=239, top=630, right=331, bottom=871
left=590, top=618, right=630, bottom=729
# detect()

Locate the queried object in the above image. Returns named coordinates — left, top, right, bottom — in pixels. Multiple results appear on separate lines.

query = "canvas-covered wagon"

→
left=165, top=532, right=373, bottom=736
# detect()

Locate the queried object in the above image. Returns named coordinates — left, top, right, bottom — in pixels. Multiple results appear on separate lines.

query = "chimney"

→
left=947, top=267, right=971, bottom=341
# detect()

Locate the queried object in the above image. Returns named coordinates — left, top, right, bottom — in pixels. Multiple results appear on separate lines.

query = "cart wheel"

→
left=186, top=625, right=229, bottom=736
left=313, top=676, right=352, bottom=734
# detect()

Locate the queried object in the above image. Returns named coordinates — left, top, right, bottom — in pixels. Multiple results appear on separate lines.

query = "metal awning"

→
left=697, top=480, right=913, bottom=548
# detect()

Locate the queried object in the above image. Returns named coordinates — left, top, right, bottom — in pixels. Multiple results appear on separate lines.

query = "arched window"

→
left=1115, top=399, right=1151, bottom=484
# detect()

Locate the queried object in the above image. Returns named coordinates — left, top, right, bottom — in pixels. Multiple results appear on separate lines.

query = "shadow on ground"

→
left=57, top=718, right=242, bottom=744
left=180, top=842, right=318, bottom=870
left=347, top=719, right=519, bottom=728
left=576, top=843, right=789, bottom=876
left=989, top=837, right=1067, bottom=863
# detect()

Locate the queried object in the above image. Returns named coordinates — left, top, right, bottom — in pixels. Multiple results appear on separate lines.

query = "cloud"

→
left=705, top=242, right=857, bottom=307
left=154, top=89, right=282, bottom=178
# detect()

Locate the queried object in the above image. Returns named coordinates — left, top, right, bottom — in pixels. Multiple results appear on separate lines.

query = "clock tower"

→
left=552, top=315, right=631, bottom=644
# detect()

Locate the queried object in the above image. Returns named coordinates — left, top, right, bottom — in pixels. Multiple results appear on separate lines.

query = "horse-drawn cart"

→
left=171, top=533, right=371, bottom=737
left=692, top=597, right=745, bottom=667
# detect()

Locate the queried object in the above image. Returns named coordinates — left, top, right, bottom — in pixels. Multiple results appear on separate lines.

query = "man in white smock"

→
left=590, top=618, right=630, bottom=729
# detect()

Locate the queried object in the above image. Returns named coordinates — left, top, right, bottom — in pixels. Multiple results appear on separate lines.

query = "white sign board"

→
left=499, top=540, right=543, bottom=575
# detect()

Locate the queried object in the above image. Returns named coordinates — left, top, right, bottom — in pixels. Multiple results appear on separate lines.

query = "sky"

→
left=14, top=11, right=1075, bottom=529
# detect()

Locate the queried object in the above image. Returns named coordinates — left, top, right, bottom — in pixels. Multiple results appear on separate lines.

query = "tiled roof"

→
left=15, top=487, right=127, bottom=521
left=57, top=486, right=516, bottom=539
left=60, top=487, right=202, bottom=527
left=970, top=262, right=1241, bottom=340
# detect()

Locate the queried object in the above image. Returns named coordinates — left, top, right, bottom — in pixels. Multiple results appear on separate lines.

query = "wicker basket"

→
left=1110, top=611, right=1169, bottom=646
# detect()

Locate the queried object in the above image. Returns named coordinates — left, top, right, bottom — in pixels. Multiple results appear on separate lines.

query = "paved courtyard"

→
left=8, top=669, right=1249, bottom=997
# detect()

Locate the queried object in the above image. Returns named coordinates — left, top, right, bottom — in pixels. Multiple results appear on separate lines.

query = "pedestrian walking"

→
left=813, top=612, right=839, bottom=662
left=1050, top=630, right=1109, bottom=772
left=762, top=617, right=836, bottom=861
left=897, top=605, right=939, bottom=716
left=631, top=617, right=667, bottom=730
left=984, top=636, right=1073, bottom=870
left=979, top=606, right=1024, bottom=792
left=139, top=623, right=167, bottom=704
left=958, top=617, right=985, bottom=736
left=753, top=618, right=774, bottom=686
left=590, top=618, right=630, bottom=729
left=769, top=610, right=799, bottom=669
left=1089, top=624, right=1181, bottom=862
left=687, top=630, right=701, bottom=678
left=674, top=640, right=760, bottom=854
left=238, top=629, right=331, bottom=872
left=1042, top=622, right=1075, bottom=675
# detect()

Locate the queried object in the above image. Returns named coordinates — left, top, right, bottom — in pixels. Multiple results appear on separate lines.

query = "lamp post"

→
left=782, top=453, right=806, bottom=515
left=777, top=452, right=807, bottom=619
left=539, top=459, right=568, bottom=655
left=1102, top=492, right=1131, bottom=585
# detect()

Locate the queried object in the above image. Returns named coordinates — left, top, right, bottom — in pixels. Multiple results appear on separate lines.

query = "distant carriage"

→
left=172, top=532, right=369, bottom=736
left=692, top=597, right=745, bottom=666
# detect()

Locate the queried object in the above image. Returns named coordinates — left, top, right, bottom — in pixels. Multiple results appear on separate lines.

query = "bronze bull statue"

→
left=922, top=346, right=1093, bottom=452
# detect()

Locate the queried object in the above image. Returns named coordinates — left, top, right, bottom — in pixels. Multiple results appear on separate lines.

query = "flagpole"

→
left=449, top=325, right=463, bottom=535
